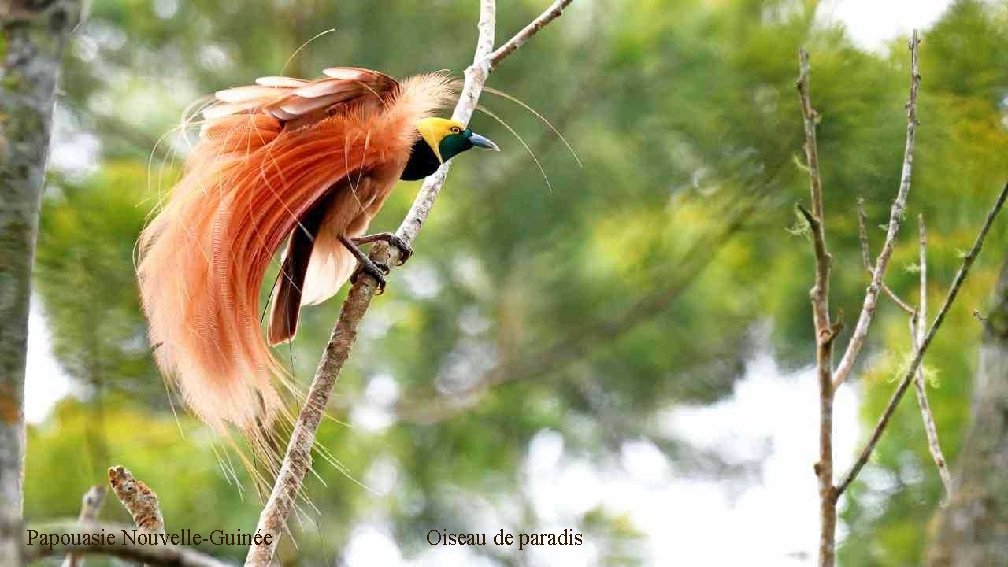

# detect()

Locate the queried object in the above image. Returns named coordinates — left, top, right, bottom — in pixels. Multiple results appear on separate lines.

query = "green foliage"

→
left=35, top=162, right=165, bottom=408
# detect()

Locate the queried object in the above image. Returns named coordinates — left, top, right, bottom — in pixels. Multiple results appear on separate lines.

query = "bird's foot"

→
left=352, top=232, right=414, bottom=265
left=350, top=257, right=391, bottom=294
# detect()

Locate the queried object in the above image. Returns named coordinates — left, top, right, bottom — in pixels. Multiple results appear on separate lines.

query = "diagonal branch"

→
left=489, top=0, right=574, bottom=67
left=833, top=31, right=921, bottom=389
left=837, top=181, right=1008, bottom=496
left=245, top=2, right=574, bottom=565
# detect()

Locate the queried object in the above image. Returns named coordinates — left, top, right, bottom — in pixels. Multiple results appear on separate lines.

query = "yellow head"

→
left=415, top=117, right=499, bottom=163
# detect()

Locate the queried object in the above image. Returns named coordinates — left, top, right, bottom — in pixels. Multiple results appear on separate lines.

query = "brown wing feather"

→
left=268, top=158, right=404, bottom=343
left=204, top=67, right=399, bottom=131
left=267, top=192, right=335, bottom=344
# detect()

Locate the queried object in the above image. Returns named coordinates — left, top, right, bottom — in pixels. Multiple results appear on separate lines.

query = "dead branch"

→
left=796, top=46, right=839, bottom=567
left=108, top=466, right=164, bottom=535
left=910, top=216, right=953, bottom=496
left=833, top=31, right=922, bottom=389
left=245, top=2, right=575, bottom=565
left=61, top=486, right=107, bottom=567
left=837, top=182, right=1008, bottom=496
left=857, top=198, right=915, bottom=315
left=25, top=523, right=230, bottom=567
left=909, top=314, right=951, bottom=492
left=489, top=0, right=574, bottom=67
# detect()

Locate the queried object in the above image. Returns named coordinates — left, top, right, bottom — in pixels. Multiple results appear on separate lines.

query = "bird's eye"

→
left=450, top=127, right=461, bottom=134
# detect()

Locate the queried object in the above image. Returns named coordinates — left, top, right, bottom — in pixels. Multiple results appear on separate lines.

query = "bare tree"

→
left=0, top=1, right=83, bottom=563
left=795, top=33, right=1008, bottom=566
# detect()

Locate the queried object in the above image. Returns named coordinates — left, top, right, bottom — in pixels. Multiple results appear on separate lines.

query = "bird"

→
left=136, top=67, right=498, bottom=451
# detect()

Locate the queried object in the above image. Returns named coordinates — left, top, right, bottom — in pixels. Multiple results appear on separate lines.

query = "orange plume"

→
left=137, top=68, right=454, bottom=448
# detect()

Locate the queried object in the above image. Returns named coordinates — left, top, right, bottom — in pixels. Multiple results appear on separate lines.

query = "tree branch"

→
left=61, top=485, right=107, bottom=567
left=910, top=215, right=953, bottom=496
left=25, top=523, right=230, bottom=567
left=108, top=466, right=164, bottom=535
left=245, top=2, right=575, bottom=565
left=797, top=46, right=838, bottom=567
left=796, top=53, right=831, bottom=337
left=837, top=181, right=1008, bottom=496
left=488, top=0, right=574, bottom=68
left=833, top=31, right=921, bottom=389
left=857, top=198, right=915, bottom=316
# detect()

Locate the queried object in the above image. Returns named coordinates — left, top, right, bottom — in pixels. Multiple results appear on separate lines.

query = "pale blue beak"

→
left=469, top=132, right=500, bottom=151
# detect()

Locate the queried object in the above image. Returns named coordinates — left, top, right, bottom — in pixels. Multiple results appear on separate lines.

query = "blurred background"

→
left=23, top=0, right=1008, bottom=564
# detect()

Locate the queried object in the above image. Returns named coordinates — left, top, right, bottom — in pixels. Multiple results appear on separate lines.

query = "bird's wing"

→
left=202, top=67, right=399, bottom=138
left=266, top=189, right=335, bottom=345
left=267, top=174, right=377, bottom=345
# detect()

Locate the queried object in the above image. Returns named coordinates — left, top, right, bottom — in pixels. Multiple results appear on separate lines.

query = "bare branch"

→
left=797, top=47, right=838, bottom=567
left=76, top=486, right=106, bottom=524
left=857, top=199, right=915, bottom=315
left=245, top=2, right=575, bottom=565
left=108, top=466, right=164, bottom=536
left=62, top=486, right=107, bottom=567
left=909, top=215, right=953, bottom=495
left=919, top=215, right=927, bottom=340
left=796, top=54, right=832, bottom=336
left=25, top=522, right=230, bottom=567
left=837, top=181, right=1008, bottom=496
left=833, top=31, right=921, bottom=388
left=489, top=0, right=574, bottom=67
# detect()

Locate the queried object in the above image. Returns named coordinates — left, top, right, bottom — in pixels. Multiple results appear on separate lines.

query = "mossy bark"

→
left=928, top=258, right=1008, bottom=565
left=0, top=1, right=81, bottom=564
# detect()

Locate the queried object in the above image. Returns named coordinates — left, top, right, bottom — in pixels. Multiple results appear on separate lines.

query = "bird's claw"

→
left=352, top=233, right=413, bottom=266
left=388, top=235, right=413, bottom=266
left=351, top=258, right=390, bottom=294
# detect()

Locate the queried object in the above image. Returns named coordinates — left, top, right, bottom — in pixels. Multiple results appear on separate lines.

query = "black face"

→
left=400, top=138, right=441, bottom=181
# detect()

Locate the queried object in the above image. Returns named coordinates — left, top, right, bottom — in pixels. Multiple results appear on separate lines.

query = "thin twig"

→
left=910, top=215, right=954, bottom=495
left=488, top=0, right=574, bottom=67
left=797, top=47, right=838, bottom=567
left=245, top=2, right=574, bottom=565
left=837, top=181, right=1008, bottom=496
left=833, top=30, right=921, bottom=389
left=108, top=466, right=164, bottom=535
left=26, top=522, right=230, bottom=567
left=857, top=199, right=915, bottom=315
left=858, top=203, right=951, bottom=493
left=62, top=485, right=107, bottom=567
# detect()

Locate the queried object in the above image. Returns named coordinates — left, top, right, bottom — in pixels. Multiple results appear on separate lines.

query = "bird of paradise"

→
left=137, top=67, right=498, bottom=454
